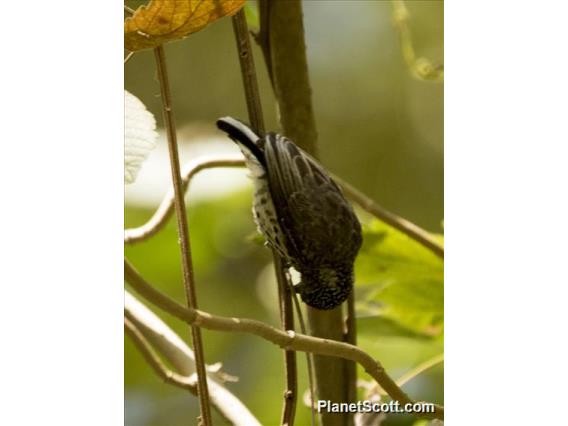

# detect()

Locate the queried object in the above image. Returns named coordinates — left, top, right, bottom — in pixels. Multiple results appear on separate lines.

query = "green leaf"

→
left=124, top=90, right=158, bottom=184
left=357, top=316, right=429, bottom=339
left=355, top=219, right=443, bottom=335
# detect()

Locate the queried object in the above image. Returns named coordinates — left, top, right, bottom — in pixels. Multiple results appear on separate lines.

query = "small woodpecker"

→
left=217, top=117, right=362, bottom=310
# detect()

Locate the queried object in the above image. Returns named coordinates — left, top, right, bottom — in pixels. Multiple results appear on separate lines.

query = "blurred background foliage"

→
left=125, top=1, right=443, bottom=425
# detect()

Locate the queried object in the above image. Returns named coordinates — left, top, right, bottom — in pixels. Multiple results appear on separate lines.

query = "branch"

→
left=291, top=288, right=318, bottom=426
left=124, top=51, right=134, bottom=64
left=257, top=0, right=318, bottom=156
left=126, top=291, right=197, bottom=376
left=124, top=317, right=198, bottom=393
left=345, top=292, right=358, bottom=425
left=335, top=177, right=444, bottom=258
left=126, top=291, right=229, bottom=379
left=391, top=0, right=444, bottom=82
left=124, top=156, right=245, bottom=244
left=125, top=290, right=261, bottom=426
left=153, top=45, right=212, bottom=425
left=274, top=255, right=298, bottom=426
left=231, top=9, right=265, bottom=134
left=125, top=259, right=444, bottom=421
left=231, top=10, right=297, bottom=425
left=256, top=3, right=349, bottom=422
left=365, top=354, right=444, bottom=406
left=124, top=155, right=444, bottom=258
left=396, top=354, right=444, bottom=389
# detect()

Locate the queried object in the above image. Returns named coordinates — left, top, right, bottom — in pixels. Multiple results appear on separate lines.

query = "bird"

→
left=216, top=117, right=362, bottom=310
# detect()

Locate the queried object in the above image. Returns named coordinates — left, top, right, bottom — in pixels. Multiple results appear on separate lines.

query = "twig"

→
left=396, top=354, right=444, bottom=388
left=125, top=317, right=198, bottom=394
left=336, top=177, right=444, bottom=258
left=291, top=290, right=318, bottom=426
left=126, top=291, right=197, bottom=376
left=153, top=45, right=212, bottom=426
left=124, top=51, right=135, bottom=64
left=231, top=9, right=265, bottom=134
left=124, top=155, right=443, bottom=258
left=274, top=256, right=298, bottom=426
left=390, top=0, right=444, bottom=82
left=232, top=10, right=297, bottom=425
left=370, top=354, right=444, bottom=398
left=125, top=290, right=262, bottom=426
left=345, top=292, right=357, bottom=425
left=124, top=156, right=245, bottom=244
left=124, top=259, right=444, bottom=420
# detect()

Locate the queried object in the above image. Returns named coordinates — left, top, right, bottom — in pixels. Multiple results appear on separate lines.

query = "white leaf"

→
left=124, top=90, right=158, bottom=184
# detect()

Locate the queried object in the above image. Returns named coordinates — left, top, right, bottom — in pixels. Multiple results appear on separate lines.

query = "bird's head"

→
left=297, top=265, right=354, bottom=310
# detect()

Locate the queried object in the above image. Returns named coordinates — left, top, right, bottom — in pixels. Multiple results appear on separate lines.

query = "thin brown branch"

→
left=396, top=354, right=444, bottom=388
left=125, top=290, right=262, bottom=426
left=232, top=9, right=265, bottom=134
left=124, top=259, right=444, bottom=421
left=232, top=10, right=297, bottom=425
left=125, top=317, right=198, bottom=394
left=391, top=0, right=444, bottom=82
left=345, top=292, right=358, bottom=425
left=125, top=292, right=197, bottom=376
left=124, top=155, right=443, bottom=258
left=124, top=156, right=245, bottom=244
left=153, top=45, right=212, bottom=426
left=274, top=256, right=298, bottom=426
left=124, top=51, right=135, bottom=64
left=291, top=290, right=318, bottom=426
left=336, top=177, right=444, bottom=259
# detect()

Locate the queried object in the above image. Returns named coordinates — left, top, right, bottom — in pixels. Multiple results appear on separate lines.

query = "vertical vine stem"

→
left=231, top=9, right=298, bottom=426
left=257, top=1, right=354, bottom=424
left=153, top=45, right=212, bottom=426
left=274, top=256, right=298, bottom=426
left=290, top=290, right=318, bottom=426
left=344, top=293, right=357, bottom=425
left=231, top=9, right=265, bottom=134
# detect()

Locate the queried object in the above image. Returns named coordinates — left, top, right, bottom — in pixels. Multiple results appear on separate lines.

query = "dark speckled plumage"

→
left=217, top=117, right=362, bottom=310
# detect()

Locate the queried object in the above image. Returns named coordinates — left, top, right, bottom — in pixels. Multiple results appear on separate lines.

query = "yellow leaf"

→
left=125, top=0, right=245, bottom=51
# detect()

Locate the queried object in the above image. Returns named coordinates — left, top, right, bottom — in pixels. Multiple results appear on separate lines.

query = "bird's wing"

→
left=263, top=133, right=362, bottom=267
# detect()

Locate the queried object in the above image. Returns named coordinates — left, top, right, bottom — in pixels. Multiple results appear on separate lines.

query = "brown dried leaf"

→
left=125, top=0, right=245, bottom=51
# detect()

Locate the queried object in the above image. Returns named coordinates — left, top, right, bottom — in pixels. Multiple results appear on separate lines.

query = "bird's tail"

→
left=216, top=117, right=265, bottom=162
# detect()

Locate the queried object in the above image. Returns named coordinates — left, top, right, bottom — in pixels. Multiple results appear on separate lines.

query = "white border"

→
left=0, top=2, right=123, bottom=424
left=446, top=1, right=568, bottom=423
